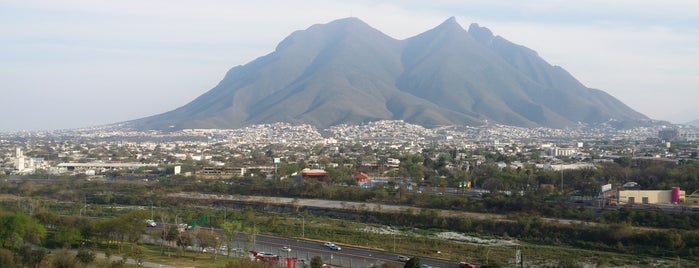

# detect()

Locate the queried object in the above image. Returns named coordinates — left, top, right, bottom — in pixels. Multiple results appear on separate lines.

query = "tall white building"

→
left=15, top=147, right=25, bottom=172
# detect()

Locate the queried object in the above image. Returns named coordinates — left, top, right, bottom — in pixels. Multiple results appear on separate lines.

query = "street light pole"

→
left=391, top=226, right=396, bottom=252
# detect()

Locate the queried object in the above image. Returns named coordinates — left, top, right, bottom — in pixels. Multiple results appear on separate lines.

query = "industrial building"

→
left=618, top=187, right=685, bottom=205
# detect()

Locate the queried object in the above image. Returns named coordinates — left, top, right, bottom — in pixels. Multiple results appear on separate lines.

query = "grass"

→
left=98, top=243, right=236, bottom=268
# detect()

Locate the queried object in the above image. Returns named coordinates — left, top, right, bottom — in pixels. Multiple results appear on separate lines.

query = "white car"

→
left=145, top=220, right=157, bottom=227
left=323, top=242, right=335, bottom=248
left=397, top=255, right=410, bottom=262
left=329, top=244, right=341, bottom=251
left=257, top=252, right=277, bottom=258
left=281, top=246, right=291, bottom=252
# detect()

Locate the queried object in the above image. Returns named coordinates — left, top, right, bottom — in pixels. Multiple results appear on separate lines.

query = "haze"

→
left=1, top=0, right=698, bottom=131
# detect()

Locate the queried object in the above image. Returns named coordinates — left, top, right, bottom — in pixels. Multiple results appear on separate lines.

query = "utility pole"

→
left=560, top=170, right=563, bottom=192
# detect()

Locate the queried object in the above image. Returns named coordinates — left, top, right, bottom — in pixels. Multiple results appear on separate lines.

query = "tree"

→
left=310, top=255, right=324, bottom=268
left=164, top=225, right=179, bottom=254
left=0, top=212, right=47, bottom=250
left=403, top=256, right=421, bottom=268
left=243, top=225, right=258, bottom=251
left=0, top=248, right=17, bottom=268
left=51, top=248, right=76, bottom=268
left=76, top=247, right=96, bottom=266
left=221, top=221, right=242, bottom=258
left=176, top=231, right=193, bottom=257
left=195, top=229, right=222, bottom=260
left=54, top=226, right=82, bottom=248
left=129, top=245, right=145, bottom=266
left=18, top=245, right=47, bottom=268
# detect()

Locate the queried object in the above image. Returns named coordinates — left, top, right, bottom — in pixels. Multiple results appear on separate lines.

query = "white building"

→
left=618, top=189, right=685, bottom=205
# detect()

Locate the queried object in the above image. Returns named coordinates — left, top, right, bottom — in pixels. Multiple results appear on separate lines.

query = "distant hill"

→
left=127, top=17, right=650, bottom=130
left=687, top=119, right=699, bottom=127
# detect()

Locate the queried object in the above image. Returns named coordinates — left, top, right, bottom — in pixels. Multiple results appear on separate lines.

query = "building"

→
left=618, top=188, right=685, bottom=205
left=13, top=147, right=47, bottom=174
left=354, top=172, right=370, bottom=183
left=386, top=158, right=400, bottom=167
left=300, top=168, right=328, bottom=178
left=543, top=145, right=577, bottom=157
left=56, top=162, right=157, bottom=174
left=197, top=167, right=246, bottom=178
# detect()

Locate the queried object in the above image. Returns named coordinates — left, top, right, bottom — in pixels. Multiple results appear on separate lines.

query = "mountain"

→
left=127, top=17, right=649, bottom=130
left=687, top=119, right=699, bottom=127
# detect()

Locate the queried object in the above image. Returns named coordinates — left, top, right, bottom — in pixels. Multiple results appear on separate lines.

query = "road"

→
left=149, top=221, right=466, bottom=268
left=193, top=232, right=464, bottom=268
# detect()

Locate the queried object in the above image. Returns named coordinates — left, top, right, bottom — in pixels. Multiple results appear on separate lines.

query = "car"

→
left=329, top=244, right=341, bottom=251
left=323, top=242, right=335, bottom=248
left=256, top=252, right=277, bottom=258
left=459, top=262, right=476, bottom=268
left=145, top=219, right=156, bottom=227
left=397, top=255, right=410, bottom=262
left=178, top=223, right=192, bottom=230
left=421, top=265, right=432, bottom=268
left=281, top=246, right=291, bottom=252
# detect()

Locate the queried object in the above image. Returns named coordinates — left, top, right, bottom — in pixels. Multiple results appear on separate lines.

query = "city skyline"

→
left=2, top=0, right=698, bottom=131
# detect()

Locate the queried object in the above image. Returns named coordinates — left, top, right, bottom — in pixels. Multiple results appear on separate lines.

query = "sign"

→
left=274, top=158, right=281, bottom=164
left=601, top=184, right=612, bottom=193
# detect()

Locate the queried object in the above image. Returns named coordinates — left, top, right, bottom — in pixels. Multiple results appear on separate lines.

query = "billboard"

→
left=601, top=184, right=612, bottom=193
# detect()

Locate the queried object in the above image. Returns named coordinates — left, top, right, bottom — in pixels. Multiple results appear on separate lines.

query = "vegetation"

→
left=0, top=155, right=699, bottom=266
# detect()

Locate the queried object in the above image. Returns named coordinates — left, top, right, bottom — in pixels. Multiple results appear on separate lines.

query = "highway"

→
left=166, top=229, right=465, bottom=268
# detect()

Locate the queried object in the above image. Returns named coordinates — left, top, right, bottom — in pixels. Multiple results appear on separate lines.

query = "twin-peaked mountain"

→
left=128, top=17, right=649, bottom=130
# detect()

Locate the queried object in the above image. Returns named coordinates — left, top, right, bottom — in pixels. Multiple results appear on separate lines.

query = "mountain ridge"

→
left=127, top=17, right=650, bottom=130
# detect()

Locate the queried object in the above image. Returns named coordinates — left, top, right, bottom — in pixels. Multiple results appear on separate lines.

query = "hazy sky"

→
left=2, top=0, right=698, bottom=131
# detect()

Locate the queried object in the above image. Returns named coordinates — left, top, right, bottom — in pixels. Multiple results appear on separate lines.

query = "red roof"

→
left=354, top=172, right=369, bottom=182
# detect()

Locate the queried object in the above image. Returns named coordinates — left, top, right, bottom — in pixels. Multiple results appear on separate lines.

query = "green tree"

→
left=0, top=212, right=47, bottom=250
left=243, top=225, right=258, bottom=251
left=403, top=256, right=421, bottom=268
left=129, top=245, right=145, bottom=266
left=76, top=247, right=96, bottom=266
left=164, top=225, right=179, bottom=254
left=54, top=226, right=82, bottom=248
left=221, top=221, right=242, bottom=258
left=310, top=255, right=324, bottom=268
left=195, top=229, right=222, bottom=260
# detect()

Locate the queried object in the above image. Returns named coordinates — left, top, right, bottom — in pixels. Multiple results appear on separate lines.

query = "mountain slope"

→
left=128, top=17, right=649, bottom=130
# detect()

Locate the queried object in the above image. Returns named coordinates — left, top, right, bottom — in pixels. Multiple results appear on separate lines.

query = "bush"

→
left=76, top=247, right=96, bottom=265
left=51, top=248, right=76, bottom=268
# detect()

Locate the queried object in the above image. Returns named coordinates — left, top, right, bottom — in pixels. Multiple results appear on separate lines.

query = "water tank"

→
left=671, top=187, right=681, bottom=204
